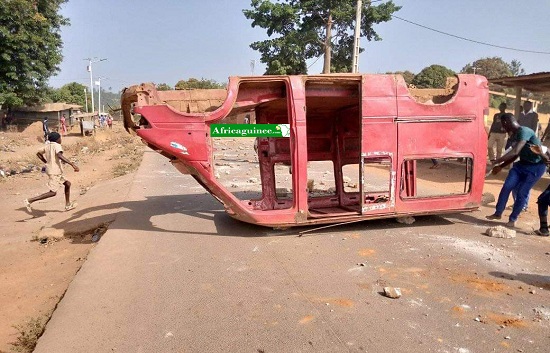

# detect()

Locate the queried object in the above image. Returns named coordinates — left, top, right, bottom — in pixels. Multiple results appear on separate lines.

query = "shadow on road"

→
left=490, top=271, right=550, bottom=291
left=50, top=191, right=456, bottom=239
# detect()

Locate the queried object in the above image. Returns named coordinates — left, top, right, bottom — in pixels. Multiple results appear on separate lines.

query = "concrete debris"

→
left=343, top=176, right=352, bottom=183
left=36, top=227, right=65, bottom=242
left=383, top=287, right=402, bottom=299
left=396, top=216, right=415, bottom=225
left=481, top=192, right=496, bottom=205
left=485, top=225, right=516, bottom=239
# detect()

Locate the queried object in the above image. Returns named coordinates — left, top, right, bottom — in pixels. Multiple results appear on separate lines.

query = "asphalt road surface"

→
left=35, top=150, right=550, bottom=353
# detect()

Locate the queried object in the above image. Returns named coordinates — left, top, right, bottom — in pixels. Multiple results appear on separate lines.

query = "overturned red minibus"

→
left=121, top=74, right=489, bottom=228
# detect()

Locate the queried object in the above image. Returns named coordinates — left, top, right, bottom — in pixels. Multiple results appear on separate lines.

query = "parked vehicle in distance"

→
left=121, top=74, right=489, bottom=228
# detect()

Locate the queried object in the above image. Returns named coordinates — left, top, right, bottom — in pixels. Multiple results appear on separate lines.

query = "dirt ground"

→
left=0, top=121, right=549, bottom=352
left=0, top=122, right=143, bottom=352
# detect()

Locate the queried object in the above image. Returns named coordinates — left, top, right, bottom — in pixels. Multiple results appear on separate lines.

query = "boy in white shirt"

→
left=24, top=132, right=79, bottom=212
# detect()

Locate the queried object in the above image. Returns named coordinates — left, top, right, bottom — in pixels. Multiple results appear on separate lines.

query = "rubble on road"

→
left=383, top=287, right=402, bottom=299
left=485, top=225, right=516, bottom=239
left=396, top=216, right=415, bottom=225
left=481, top=192, right=496, bottom=205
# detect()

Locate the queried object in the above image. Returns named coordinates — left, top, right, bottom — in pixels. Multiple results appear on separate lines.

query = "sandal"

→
left=65, top=202, right=77, bottom=211
left=24, top=199, right=32, bottom=213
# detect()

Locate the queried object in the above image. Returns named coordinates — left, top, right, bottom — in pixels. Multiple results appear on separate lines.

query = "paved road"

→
left=35, top=150, right=550, bottom=353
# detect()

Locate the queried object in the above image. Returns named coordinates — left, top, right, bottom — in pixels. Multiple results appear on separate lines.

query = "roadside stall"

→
left=71, top=112, right=97, bottom=136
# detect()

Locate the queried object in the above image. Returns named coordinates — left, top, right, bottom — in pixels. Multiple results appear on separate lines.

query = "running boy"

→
left=24, top=132, right=79, bottom=212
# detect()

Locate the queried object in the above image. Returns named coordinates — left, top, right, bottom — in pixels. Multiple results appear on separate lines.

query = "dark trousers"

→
left=495, top=162, right=546, bottom=221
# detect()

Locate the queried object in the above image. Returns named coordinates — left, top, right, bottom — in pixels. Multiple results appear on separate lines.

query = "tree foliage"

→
left=243, top=0, right=400, bottom=75
left=386, top=70, right=415, bottom=85
left=509, top=59, right=525, bottom=77
left=53, top=82, right=87, bottom=106
left=0, top=0, right=69, bottom=108
left=412, top=65, right=455, bottom=89
left=174, top=78, right=226, bottom=90
left=460, top=57, right=514, bottom=79
left=460, top=57, right=527, bottom=108
left=156, top=83, right=172, bottom=91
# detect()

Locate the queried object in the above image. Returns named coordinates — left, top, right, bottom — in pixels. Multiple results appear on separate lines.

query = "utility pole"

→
left=351, top=0, right=363, bottom=73
left=250, top=60, right=256, bottom=75
left=84, top=87, right=88, bottom=113
left=95, top=77, right=103, bottom=115
left=84, top=57, right=107, bottom=113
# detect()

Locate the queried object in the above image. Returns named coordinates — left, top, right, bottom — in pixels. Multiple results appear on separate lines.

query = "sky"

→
left=49, top=0, right=550, bottom=93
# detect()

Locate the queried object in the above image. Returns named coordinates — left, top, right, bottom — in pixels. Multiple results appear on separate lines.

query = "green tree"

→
left=0, top=0, right=69, bottom=108
left=174, top=78, right=226, bottom=90
left=460, top=57, right=512, bottom=79
left=386, top=70, right=415, bottom=85
left=509, top=59, right=525, bottom=77
left=56, top=82, right=87, bottom=106
left=412, top=65, right=455, bottom=89
left=156, top=83, right=172, bottom=91
left=243, top=0, right=400, bottom=75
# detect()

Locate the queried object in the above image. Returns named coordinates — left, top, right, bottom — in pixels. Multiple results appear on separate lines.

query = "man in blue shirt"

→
left=487, top=113, right=546, bottom=227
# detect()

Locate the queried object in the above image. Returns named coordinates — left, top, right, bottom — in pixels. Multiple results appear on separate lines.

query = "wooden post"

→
left=514, top=86, right=522, bottom=118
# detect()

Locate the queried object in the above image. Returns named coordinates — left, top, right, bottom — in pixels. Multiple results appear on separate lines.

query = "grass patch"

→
left=7, top=316, right=47, bottom=353
left=112, top=160, right=141, bottom=177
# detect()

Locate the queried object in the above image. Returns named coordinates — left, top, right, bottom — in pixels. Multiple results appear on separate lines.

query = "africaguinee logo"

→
left=211, top=124, right=290, bottom=137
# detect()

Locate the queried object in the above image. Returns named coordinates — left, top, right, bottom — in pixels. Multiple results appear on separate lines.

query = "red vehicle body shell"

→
left=121, top=74, right=489, bottom=228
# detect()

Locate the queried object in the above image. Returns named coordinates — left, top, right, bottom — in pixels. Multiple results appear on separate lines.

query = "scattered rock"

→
left=396, top=216, right=415, bottom=225
left=343, top=176, right=352, bottom=183
left=485, top=225, right=516, bottom=239
left=383, top=287, right=402, bottom=299
left=248, top=177, right=259, bottom=183
left=481, top=192, right=495, bottom=205
left=34, top=227, right=65, bottom=243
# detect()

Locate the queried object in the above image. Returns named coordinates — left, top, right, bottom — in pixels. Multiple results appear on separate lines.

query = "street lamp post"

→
left=84, top=87, right=88, bottom=113
left=85, top=57, right=107, bottom=113
left=95, top=77, right=103, bottom=116
left=351, top=0, right=363, bottom=73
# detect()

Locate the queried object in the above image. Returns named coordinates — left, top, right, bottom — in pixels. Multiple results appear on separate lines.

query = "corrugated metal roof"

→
left=14, top=103, right=82, bottom=113
left=489, top=72, right=550, bottom=92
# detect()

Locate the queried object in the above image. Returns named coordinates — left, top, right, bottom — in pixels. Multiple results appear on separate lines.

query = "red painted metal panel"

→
left=121, top=74, right=488, bottom=228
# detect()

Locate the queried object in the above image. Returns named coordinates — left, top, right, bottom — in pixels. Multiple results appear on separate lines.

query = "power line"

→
left=307, top=54, right=323, bottom=70
left=392, top=15, right=550, bottom=55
